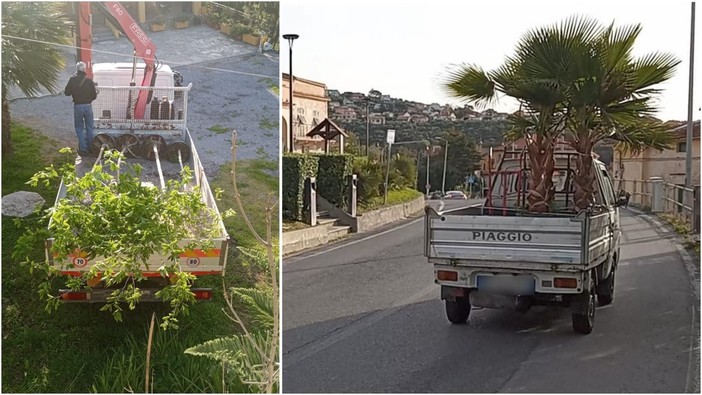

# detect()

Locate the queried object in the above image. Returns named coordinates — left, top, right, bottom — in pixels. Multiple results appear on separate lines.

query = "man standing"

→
left=64, top=61, right=97, bottom=156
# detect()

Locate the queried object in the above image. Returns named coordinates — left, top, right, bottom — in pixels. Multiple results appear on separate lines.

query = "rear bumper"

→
left=433, top=264, right=587, bottom=295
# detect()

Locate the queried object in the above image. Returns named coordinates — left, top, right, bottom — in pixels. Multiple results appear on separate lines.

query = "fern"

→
left=231, top=287, right=273, bottom=329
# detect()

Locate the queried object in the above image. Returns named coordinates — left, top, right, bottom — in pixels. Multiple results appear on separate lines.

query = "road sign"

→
left=386, top=129, right=395, bottom=144
left=467, top=175, right=476, bottom=185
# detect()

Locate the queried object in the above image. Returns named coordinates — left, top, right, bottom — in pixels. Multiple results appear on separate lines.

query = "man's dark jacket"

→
left=64, top=71, right=97, bottom=104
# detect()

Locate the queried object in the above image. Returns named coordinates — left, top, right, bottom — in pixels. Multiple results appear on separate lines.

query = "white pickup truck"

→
left=45, top=75, right=228, bottom=302
left=425, top=152, right=624, bottom=334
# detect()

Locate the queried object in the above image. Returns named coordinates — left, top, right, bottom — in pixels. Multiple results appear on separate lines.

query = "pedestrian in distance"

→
left=64, top=61, right=97, bottom=156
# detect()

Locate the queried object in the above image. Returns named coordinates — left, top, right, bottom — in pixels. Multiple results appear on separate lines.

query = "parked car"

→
left=429, top=191, right=444, bottom=200
left=444, top=191, right=467, bottom=200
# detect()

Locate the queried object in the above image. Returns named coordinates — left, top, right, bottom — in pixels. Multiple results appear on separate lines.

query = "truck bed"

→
left=46, top=129, right=229, bottom=277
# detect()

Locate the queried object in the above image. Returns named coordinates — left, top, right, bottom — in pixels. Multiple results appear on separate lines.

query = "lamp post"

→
left=437, top=137, right=449, bottom=194
left=283, top=33, right=299, bottom=153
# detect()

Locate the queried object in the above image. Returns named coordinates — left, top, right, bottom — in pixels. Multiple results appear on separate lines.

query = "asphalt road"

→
left=282, top=202, right=700, bottom=393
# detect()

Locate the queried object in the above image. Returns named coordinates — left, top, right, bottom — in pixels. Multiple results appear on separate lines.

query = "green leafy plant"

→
left=185, top=131, right=279, bottom=393
left=12, top=148, right=222, bottom=329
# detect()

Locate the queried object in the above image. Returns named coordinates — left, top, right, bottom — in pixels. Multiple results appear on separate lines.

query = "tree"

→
left=1, top=2, right=72, bottom=156
left=444, top=16, right=679, bottom=211
left=554, top=20, right=679, bottom=209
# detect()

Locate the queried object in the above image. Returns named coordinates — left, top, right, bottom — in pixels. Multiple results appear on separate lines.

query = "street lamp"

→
left=283, top=33, right=299, bottom=153
left=437, top=137, right=449, bottom=194
left=365, top=89, right=382, bottom=156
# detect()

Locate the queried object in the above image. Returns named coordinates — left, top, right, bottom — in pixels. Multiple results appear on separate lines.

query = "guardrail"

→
left=617, top=178, right=699, bottom=233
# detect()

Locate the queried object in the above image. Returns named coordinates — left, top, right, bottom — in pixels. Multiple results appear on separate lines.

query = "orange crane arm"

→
left=76, top=2, right=158, bottom=119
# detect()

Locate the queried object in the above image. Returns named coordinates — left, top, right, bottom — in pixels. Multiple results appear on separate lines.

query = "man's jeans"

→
left=74, top=103, right=94, bottom=153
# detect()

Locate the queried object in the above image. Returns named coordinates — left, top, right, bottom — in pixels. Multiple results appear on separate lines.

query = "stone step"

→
left=328, top=225, right=351, bottom=241
left=317, top=209, right=330, bottom=217
left=316, top=216, right=338, bottom=226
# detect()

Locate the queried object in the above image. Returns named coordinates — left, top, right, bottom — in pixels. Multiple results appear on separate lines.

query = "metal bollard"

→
left=348, top=174, right=357, bottom=217
left=694, top=185, right=700, bottom=233
left=305, top=177, right=317, bottom=226
left=650, top=177, right=664, bottom=212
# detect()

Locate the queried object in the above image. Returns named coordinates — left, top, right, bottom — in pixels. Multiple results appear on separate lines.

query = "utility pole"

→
left=686, top=2, right=696, bottom=188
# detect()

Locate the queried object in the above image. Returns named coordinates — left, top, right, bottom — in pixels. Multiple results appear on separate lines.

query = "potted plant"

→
left=219, top=16, right=234, bottom=35
left=228, top=23, right=249, bottom=41
left=150, top=14, right=166, bottom=32
left=175, top=13, right=190, bottom=29
left=242, top=29, right=265, bottom=47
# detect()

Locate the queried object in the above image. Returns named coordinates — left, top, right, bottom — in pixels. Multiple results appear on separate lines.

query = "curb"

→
left=626, top=207, right=700, bottom=393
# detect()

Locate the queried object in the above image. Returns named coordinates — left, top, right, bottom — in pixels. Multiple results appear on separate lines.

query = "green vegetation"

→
left=659, top=213, right=700, bottom=254
left=207, top=124, right=230, bottom=135
left=359, top=188, right=423, bottom=213
left=1, top=2, right=72, bottom=156
left=1, top=124, right=276, bottom=392
left=259, top=117, right=278, bottom=131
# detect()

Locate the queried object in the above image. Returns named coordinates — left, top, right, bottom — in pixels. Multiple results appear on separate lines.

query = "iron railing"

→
left=92, top=84, right=192, bottom=132
left=617, top=178, right=699, bottom=232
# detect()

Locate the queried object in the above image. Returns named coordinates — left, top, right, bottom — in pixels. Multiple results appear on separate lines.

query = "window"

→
left=677, top=142, right=686, bottom=153
left=297, top=107, right=305, bottom=115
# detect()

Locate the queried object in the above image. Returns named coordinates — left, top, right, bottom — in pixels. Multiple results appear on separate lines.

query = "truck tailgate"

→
left=425, top=212, right=585, bottom=265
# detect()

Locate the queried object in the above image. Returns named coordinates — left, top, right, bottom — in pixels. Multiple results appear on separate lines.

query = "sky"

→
left=281, top=0, right=700, bottom=122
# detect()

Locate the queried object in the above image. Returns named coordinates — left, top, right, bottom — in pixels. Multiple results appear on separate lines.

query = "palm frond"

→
left=442, top=64, right=497, bottom=107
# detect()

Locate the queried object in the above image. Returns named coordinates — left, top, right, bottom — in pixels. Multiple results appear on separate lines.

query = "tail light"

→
left=554, top=278, right=578, bottom=288
left=193, top=290, right=212, bottom=300
left=61, top=292, right=89, bottom=301
left=437, top=270, right=458, bottom=281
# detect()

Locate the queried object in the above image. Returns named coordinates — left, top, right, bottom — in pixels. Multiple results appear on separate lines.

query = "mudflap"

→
left=441, top=285, right=467, bottom=302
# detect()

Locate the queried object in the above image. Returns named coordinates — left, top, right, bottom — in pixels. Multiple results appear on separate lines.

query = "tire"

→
left=597, top=253, right=618, bottom=306
left=597, top=269, right=615, bottom=306
left=446, top=297, right=471, bottom=324
left=572, top=276, right=596, bottom=334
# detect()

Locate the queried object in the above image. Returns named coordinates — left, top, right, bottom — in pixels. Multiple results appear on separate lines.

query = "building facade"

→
left=614, top=121, right=700, bottom=186
left=282, top=73, right=343, bottom=153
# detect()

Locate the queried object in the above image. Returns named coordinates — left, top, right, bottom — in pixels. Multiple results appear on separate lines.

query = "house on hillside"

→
left=411, top=114, right=429, bottom=124
left=614, top=120, right=700, bottom=186
left=381, top=94, right=392, bottom=102
left=397, top=112, right=412, bottom=123
left=332, top=106, right=358, bottom=121
left=369, top=113, right=385, bottom=125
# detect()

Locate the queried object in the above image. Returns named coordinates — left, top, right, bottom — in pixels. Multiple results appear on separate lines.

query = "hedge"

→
left=282, top=154, right=319, bottom=221
left=316, top=154, right=353, bottom=210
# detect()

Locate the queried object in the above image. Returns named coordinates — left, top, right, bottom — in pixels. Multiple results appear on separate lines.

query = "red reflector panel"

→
left=554, top=278, right=578, bottom=288
left=437, top=270, right=458, bottom=282
left=61, top=292, right=88, bottom=300
left=193, top=290, right=212, bottom=300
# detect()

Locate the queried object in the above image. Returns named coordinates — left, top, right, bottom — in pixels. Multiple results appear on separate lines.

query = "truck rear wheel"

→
left=572, top=285, right=595, bottom=334
left=597, top=255, right=617, bottom=306
left=446, top=297, right=471, bottom=324
left=597, top=269, right=615, bottom=306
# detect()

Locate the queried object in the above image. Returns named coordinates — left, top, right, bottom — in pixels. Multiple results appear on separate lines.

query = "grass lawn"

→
left=1, top=124, right=277, bottom=392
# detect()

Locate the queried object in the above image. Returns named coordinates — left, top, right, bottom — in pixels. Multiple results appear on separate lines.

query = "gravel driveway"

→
left=7, top=26, right=279, bottom=178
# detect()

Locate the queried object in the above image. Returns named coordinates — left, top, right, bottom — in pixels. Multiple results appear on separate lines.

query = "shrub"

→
left=352, top=156, right=384, bottom=203
left=282, top=154, right=318, bottom=221
left=316, top=154, right=353, bottom=209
